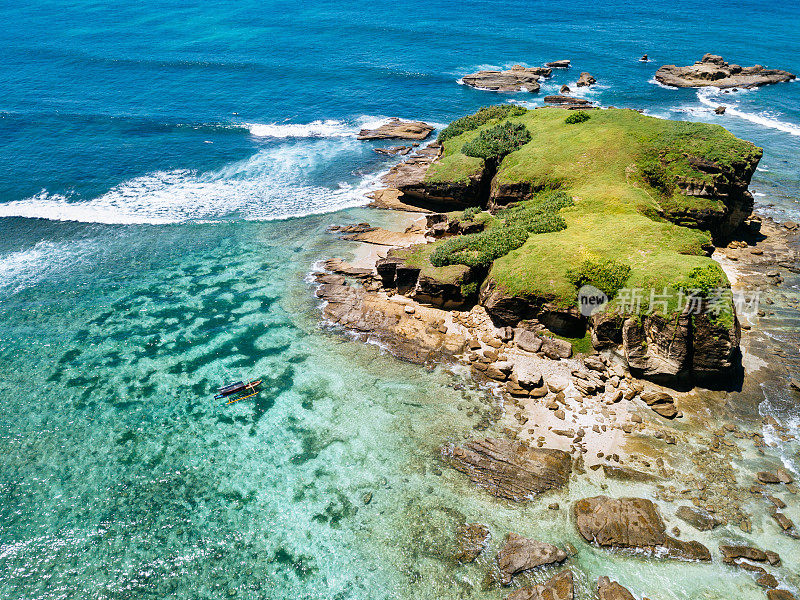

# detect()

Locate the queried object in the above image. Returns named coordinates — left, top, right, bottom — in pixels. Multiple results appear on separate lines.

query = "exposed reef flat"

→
left=656, top=54, right=795, bottom=89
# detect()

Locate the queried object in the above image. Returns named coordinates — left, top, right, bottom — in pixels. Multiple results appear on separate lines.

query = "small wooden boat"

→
left=214, top=379, right=262, bottom=403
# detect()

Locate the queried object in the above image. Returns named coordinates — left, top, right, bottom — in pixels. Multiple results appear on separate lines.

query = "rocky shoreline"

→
left=655, top=54, right=795, bottom=89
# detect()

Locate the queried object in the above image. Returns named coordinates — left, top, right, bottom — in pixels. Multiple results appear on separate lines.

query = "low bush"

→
left=638, top=158, right=674, bottom=196
left=462, top=122, right=532, bottom=161
left=566, top=258, right=631, bottom=298
left=430, top=190, right=573, bottom=268
left=461, top=206, right=481, bottom=221
left=438, top=105, right=527, bottom=142
left=676, top=264, right=726, bottom=297
left=565, top=111, right=590, bottom=124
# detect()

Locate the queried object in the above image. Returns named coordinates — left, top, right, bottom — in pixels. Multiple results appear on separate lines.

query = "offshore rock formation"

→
left=357, top=118, right=434, bottom=140
left=441, top=438, right=571, bottom=501
left=655, top=54, right=795, bottom=89
left=461, top=65, right=552, bottom=92
left=573, top=496, right=712, bottom=561
left=507, top=571, right=574, bottom=600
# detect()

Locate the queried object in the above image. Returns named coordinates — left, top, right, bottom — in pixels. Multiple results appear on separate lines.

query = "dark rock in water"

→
left=597, top=576, right=635, bottom=600
left=655, top=54, right=795, bottom=88
left=576, top=72, right=596, bottom=86
left=461, top=65, right=551, bottom=92
left=358, top=118, right=434, bottom=140
left=719, top=544, right=768, bottom=562
left=640, top=54, right=649, bottom=62
left=497, top=533, right=568, bottom=585
left=373, top=145, right=412, bottom=155
left=507, top=570, right=574, bottom=600
left=573, top=496, right=711, bottom=561
left=546, top=60, right=571, bottom=69
left=676, top=505, right=722, bottom=530
left=715, top=105, right=727, bottom=115
left=442, top=438, right=571, bottom=501
left=560, top=84, right=571, bottom=94
left=758, top=470, right=782, bottom=484
left=757, top=574, right=779, bottom=589
left=602, top=464, right=659, bottom=482
left=455, top=522, right=490, bottom=563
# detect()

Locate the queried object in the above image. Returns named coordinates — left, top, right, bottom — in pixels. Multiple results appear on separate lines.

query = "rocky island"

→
left=655, top=54, right=795, bottom=89
left=337, top=104, right=763, bottom=383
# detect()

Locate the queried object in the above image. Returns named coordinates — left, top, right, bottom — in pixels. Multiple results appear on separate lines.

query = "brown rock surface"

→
left=573, top=496, right=711, bottom=561
left=597, top=576, right=635, bottom=600
left=442, top=438, right=571, bottom=501
left=676, top=505, right=722, bottom=530
left=497, top=533, right=568, bottom=585
left=655, top=54, right=795, bottom=89
left=507, top=570, right=574, bottom=600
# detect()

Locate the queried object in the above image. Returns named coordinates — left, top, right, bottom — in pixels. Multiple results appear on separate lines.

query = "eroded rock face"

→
left=461, top=65, right=551, bottom=92
left=597, top=576, right=635, bottom=600
left=573, top=496, right=711, bottom=561
left=507, top=570, right=574, bottom=600
left=655, top=54, right=795, bottom=89
left=358, top=118, right=434, bottom=140
left=497, top=534, right=568, bottom=585
left=442, top=438, right=571, bottom=501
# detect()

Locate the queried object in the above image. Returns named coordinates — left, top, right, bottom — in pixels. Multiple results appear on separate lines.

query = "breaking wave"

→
left=696, top=88, right=800, bottom=136
left=0, top=141, right=385, bottom=225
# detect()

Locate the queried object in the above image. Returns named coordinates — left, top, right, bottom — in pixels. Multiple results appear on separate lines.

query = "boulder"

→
left=597, top=576, right=635, bottom=600
left=455, top=522, right=490, bottom=563
left=514, top=362, right=544, bottom=388
left=546, top=60, right=571, bottom=69
left=442, top=438, right=571, bottom=501
left=640, top=390, right=679, bottom=419
left=676, top=506, right=722, bottom=531
left=573, top=496, right=711, bottom=561
left=715, top=106, right=727, bottom=115
left=542, top=337, right=573, bottom=360
left=358, top=118, right=434, bottom=140
left=655, top=54, right=795, bottom=89
left=560, top=84, right=571, bottom=94
left=497, top=533, right=568, bottom=585
left=576, top=72, right=596, bottom=86
left=767, top=591, right=797, bottom=600
left=719, top=545, right=768, bottom=562
left=461, top=65, right=552, bottom=92
left=507, top=571, right=574, bottom=600
left=516, top=329, right=544, bottom=352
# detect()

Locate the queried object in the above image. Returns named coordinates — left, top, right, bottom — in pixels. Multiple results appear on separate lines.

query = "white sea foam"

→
left=0, top=239, right=93, bottom=293
left=648, top=76, right=679, bottom=90
left=696, top=88, right=800, bottom=136
left=247, top=119, right=354, bottom=138
left=0, top=141, right=385, bottom=225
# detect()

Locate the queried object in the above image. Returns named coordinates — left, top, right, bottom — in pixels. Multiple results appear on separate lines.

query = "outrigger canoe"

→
left=214, top=380, right=262, bottom=404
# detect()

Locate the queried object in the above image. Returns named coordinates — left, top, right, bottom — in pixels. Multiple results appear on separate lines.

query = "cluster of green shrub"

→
left=565, top=111, right=590, bottom=125
left=430, top=191, right=573, bottom=268
left=461, top=206, right=481, bottom=221
left=566, top=258, right=632, bottom=298
left=462, top=122, right=532, bottom=161
left=437, top=105, right=527, bottom=142
left=675, top=264, right=726, bottom=297
left=638, top=157, right=675, bottom=196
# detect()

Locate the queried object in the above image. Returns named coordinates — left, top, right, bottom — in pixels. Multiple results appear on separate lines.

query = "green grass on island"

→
left=415, top=107, right=761, bottom=324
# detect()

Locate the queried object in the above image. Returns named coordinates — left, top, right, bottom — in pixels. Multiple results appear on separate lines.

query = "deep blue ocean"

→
left=1, top=1, right=800, bottom=599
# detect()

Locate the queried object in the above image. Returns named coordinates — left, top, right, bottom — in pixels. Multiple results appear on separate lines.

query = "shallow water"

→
left=2, top=1, right=800, bottom=598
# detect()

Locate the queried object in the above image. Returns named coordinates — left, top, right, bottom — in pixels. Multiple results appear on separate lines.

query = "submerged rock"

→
left=676, top=505, right=722, bottom=530
left=655, top=54, right=795, bottom=89
left=573, top=496, right=711, bottom=561
left=497, top=533, right=568, bottom=585
left=455, top=522, right=490, bottom=563
left=507, top=570, right=574, bottom=600
left=442, top=438, right=571, bottom=501
left=357, top=118, right=434, bottom=140
left=461, top=65, right=551, bottom=92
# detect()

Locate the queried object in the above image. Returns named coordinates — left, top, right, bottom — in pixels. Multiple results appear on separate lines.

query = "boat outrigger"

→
left=214, top=380, right=262, bottom=404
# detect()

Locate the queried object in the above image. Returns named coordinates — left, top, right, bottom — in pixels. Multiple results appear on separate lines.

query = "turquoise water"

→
left=2, top=1, right=800, bottom=598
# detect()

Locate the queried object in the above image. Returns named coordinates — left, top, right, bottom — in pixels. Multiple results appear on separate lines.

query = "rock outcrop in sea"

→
left=358, top=118, right=434, bottom=140
left=461, top=65, right=552, bottom=92
left=655, top=54, right=795, bottom=89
